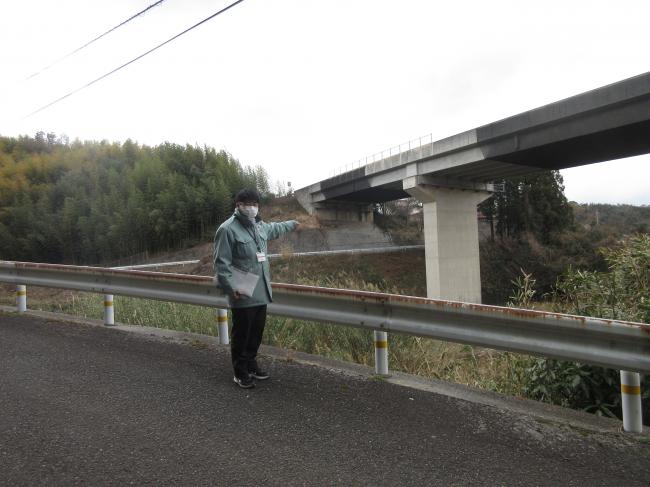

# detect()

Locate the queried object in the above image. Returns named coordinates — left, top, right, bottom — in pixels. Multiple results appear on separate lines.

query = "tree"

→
left=480, top=170, right=573, bottom=243
left=0, top=133, right=268, bottom=264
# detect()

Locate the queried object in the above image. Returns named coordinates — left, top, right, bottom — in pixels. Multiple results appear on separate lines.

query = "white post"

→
left=104, top=294, right=114, bottom=326
left=217, top=308, right=229, bottom=345
left=374, top=330, right=389, bottom=376
left=16, top=285, right=26, bottom=313
left=620, top=370, right=643, bottom=433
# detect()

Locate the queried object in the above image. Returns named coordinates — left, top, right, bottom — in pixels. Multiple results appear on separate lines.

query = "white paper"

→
left=231, top=267, right=260, bottom=297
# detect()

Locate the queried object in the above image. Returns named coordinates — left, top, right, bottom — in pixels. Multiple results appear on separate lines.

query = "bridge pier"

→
left=404, top=178, right=491, bottom=303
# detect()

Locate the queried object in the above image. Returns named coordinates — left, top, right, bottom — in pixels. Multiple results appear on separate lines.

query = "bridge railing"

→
left=0, top=260, right=646, bottom=433
left=329, top=133, right=436, bottom=178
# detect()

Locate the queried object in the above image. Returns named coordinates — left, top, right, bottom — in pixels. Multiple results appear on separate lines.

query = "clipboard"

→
left=231, top=266, right=260, bottom=297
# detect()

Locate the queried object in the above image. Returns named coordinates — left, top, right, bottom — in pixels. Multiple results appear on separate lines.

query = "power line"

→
left=25, top=0, right=246, bottom=119
left=25, top=1, right=167, bottom=81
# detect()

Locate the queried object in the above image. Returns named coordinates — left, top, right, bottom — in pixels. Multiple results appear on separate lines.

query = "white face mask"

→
left=239, top=205, right=258, bottom=219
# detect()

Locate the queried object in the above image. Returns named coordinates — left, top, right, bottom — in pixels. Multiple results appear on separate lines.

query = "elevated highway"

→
left=296, top=70, right=650, bottom=211
left=295, top=71, right=650, bottom=302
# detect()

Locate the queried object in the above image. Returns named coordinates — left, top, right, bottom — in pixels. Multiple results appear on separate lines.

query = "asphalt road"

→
left=1, top=312, right=649, bottom=486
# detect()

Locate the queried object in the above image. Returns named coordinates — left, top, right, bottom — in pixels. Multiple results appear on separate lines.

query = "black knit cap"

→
left=234, top=188, right=260, bottom=204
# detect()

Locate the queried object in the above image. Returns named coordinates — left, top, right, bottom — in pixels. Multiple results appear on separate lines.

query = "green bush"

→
left=524, top=359, right=628, bottom=418
left=552, top=234, right=650, bottom=323
left=521, top=234, right=650, bottom=423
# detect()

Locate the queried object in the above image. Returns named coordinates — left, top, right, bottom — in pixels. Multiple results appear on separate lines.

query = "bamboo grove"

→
left=0, top=133, right=270, bottom=264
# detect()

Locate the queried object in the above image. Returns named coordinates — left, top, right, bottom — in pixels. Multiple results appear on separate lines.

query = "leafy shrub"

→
left=524, top=359, right=630, bottom=418
left=520, top=234, right=650, bottom=423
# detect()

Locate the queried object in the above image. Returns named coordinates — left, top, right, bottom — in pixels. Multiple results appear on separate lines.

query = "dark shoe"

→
left=249, top=369, right=270, bottom=380
left=233, top=374, right=255, bottom=389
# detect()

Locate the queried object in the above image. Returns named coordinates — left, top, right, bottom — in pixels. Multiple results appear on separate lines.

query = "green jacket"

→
left=213, top=210, right=298, bottom=308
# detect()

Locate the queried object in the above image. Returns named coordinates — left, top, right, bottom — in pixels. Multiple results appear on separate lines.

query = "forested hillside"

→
left=573, top=202, right=650, bottom=235
left=0, top=133, right=269, bottom=264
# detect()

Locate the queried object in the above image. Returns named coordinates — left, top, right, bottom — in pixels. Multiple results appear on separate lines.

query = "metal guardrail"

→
left=1, top=260, right=649, bottom=375
left=107, top=247, right=424, bottom=270
left=267, top=245, right=424, bottom=259
left=111, top=260, right=200, bottom=270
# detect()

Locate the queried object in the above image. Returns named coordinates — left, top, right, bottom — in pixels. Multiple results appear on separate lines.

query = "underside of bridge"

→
left=485, top=118, right=650, bottom=171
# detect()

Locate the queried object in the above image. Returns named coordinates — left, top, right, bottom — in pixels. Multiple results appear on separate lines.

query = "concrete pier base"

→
left=405, top=181, right=491, bottom=302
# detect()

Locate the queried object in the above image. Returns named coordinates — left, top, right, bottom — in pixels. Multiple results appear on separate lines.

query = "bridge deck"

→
left=297, top=70, right=650, bottom=206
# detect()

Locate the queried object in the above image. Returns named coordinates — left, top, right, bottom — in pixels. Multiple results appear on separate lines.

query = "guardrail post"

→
left=620, top=370, right=643, bottom=433
left=374, top=330, right=389, bottom=376
left=16, top=285, right=26, bottom=312
left=104, top=294, right=115, bottom=326
left=217, top=308, right=229, bottom=345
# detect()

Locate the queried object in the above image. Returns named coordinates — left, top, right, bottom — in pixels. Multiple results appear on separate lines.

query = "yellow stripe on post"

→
left=621, top=384, right=642, bottom=395
left=16, top=291, right=26, bottom=296
left=375, top=340, right=388, bottom=349
left=104, top=301, right=113, bottom=307
left=217, top=315, right=228, bottom=322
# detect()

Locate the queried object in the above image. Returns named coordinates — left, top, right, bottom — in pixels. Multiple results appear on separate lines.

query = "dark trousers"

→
left=230, top=305, right=267, bottom=378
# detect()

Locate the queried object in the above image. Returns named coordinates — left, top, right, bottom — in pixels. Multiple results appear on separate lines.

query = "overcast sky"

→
left=1, top=0, right=648, bottom=204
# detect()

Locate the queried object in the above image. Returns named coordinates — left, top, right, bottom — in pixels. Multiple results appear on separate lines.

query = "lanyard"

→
left=244, top=222, right=261, bottom=252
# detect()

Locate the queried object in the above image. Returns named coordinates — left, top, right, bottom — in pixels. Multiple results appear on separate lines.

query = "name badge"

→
left=256, top=252, right=266, bottom=262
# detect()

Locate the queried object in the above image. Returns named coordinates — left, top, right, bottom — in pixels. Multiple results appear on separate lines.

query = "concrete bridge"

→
left=295, top=71, right=650, bottom=303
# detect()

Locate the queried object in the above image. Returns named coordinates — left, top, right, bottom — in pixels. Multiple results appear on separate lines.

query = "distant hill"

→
left=572, top=202, right=650, bottom=235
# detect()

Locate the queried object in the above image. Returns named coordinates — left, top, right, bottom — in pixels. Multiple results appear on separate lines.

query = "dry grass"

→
left=265, top=315, right=531, bottom=397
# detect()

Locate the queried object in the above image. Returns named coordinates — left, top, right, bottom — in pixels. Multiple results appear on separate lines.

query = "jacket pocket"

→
left=233, top=234, right=255, bottom=262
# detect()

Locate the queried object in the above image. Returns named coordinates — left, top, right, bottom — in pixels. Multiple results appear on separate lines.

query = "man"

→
left=213, top=188, right=299, bottom=389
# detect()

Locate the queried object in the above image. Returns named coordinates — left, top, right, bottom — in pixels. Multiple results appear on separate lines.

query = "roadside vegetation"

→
left=520, top=234, right=650, bottom=424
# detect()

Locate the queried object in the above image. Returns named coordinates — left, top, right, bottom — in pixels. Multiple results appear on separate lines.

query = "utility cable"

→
left=25, top=0, right=246, bottom=118
left=25, top=1, right=167, bottom=81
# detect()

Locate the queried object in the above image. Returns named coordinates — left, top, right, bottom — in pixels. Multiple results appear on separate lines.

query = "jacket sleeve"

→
left=213, top=225, right=235, bottom=294
left=263, top=220, right=298, bottom=240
